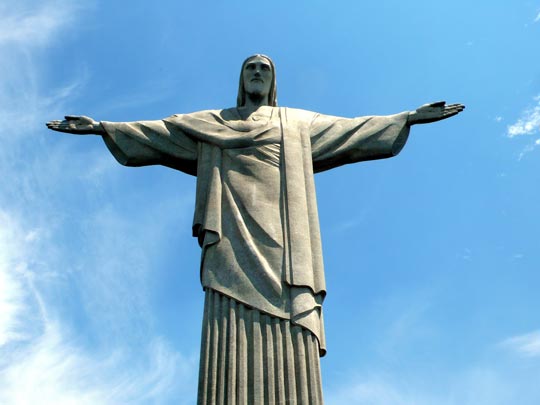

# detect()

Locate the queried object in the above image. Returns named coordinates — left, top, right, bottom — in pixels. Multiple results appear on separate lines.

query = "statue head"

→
left=237, top=54, right=277, bottom=107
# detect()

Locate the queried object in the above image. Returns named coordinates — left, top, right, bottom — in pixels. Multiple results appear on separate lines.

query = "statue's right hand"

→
left=46, top=115, right=104, bottom=135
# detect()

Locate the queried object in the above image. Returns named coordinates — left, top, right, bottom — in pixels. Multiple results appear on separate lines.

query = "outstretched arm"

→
left=46, top=115, right=198, bottom=174
left=407, top=101, right=465, bottom=126
left=46, top=115, right=105, bottom=135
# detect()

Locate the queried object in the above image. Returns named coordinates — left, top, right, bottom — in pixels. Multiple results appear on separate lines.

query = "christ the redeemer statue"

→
left=47, top=54, right=464, bottom=405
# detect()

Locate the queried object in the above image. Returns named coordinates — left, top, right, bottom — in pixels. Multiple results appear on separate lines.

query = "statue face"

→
left=242, top=56, right=273, bottom=102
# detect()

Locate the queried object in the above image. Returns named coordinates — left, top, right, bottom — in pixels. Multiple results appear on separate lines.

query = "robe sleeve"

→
left=100, top=118, right=198, bottom=176
left=309, top=111, right=411, bottom=173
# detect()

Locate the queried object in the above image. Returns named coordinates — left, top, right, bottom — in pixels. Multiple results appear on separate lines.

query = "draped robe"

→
left=100, top=106, right=410, bottom=402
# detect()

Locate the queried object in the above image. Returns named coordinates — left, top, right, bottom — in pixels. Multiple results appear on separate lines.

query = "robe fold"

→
left=100, top=106, right=410, bottom=357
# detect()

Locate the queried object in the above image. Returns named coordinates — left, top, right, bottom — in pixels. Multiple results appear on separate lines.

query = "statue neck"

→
left=244, top=93, right=269, bottom=109
left=238, top=97, right=270, bottom=119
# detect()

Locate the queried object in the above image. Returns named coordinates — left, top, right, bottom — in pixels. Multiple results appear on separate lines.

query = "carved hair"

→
left=236, top=54, right=278, bottom=107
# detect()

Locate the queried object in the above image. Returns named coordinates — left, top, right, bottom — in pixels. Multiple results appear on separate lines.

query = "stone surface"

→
left=46, top=54, right=464, bottom=404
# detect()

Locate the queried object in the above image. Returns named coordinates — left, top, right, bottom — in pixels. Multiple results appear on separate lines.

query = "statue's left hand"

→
left=46, top=115, right=105, bottom=135
left=407, top=101, right=465, bottom=125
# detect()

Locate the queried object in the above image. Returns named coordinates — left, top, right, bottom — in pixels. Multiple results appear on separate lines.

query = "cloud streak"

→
left=0, top=319, right=196, bottom=404
left=0, top=0, right=87, bottom=47
left=0, top=204, right=197, bottom=404
left=0, top=1, right=199, bottom=403
left=0, top=1, right=89, bottom=140
left=500, top=330, right=540, bottom=357
left=507, top=96, right=540, bottom=138
left=506, top=96, right=540, bottom=159
left=0, top=212, right=40, bottom=347
left=325, top=305, right=540, bottom=405
left=326, top=377, right=441, bottom=405
left=326, top=364, right=540, bottom=405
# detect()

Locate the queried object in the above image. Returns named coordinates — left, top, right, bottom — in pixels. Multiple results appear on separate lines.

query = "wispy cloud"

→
left=0, top=207, right=197, bottom=404
left=0, top=211, right=40, bottom=347
left=326, top=302, right=540, bottom=405
left=500, top=330, right=540, bottom=357
left=0, top=1, right=198, bottom=403
left=518, top=138, right=540, bottom=160
left=0, top=0, right=87, bottom=47
left=507, top=96, right=540, bottom=138
left=328, top=379, right=406, bottom=405
left=507, top=96, right=540, bottom=159
left=534, top=11, right=540, bottom=23
left=326, top=377, right=442, bottom=405
left=0, top=0, right=82, bottom=63
left=0, top=320, right=196, bottom=404
left=326, top=364, right=540, bottom=405
left=0, top=1, right=88, bottom=138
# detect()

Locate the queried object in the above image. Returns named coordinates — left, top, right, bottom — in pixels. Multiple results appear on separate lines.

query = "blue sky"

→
left=1, top=0, right=540, bottom=404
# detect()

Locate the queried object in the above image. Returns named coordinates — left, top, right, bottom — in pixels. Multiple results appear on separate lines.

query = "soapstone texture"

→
left=46, top=54, right=464, bottom=405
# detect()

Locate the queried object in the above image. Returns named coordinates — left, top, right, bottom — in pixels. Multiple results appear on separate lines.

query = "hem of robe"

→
left=201, top=284, right=326, bottom=357
left=198, top=288, right=324, bottom=405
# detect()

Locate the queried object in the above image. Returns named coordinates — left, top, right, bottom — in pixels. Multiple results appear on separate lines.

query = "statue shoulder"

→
left=168, top=108, right=224, bottom=120
left=279, top=107, right=318, bottom=125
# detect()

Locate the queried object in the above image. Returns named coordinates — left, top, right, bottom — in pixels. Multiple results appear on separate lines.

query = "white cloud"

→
left=0, top=209, right=198, bottom=405
left=0, top=212, right=38, bottom=346
left=517, top=138, right=540, bottom=160
left=500, top=330, right=540, bottom=357
left=0, top=320, right=196, bottom=405
left=326, top=364, right=540, bottom=405
left=507, top=96, right=540, bottom=137
left=535, top=11, right=540, bottom=23
left=0, top=1, right=199, bottom=403
left=325, top=309, right=540, bottom=405
left=0, top=182, right=198, bottom=402
left=0, top=0, right=86, bottom=47
left=0, top=1, right=88, bottom=139
left=326, top=377, right=441, bottom=405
